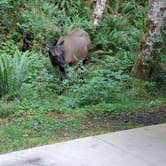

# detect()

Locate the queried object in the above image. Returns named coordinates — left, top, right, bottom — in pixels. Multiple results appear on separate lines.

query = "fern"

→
left=0, top=52, right=28, bottom=97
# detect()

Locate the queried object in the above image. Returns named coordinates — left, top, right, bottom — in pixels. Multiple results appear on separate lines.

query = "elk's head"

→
left=46, top=40, right=65, bottom=67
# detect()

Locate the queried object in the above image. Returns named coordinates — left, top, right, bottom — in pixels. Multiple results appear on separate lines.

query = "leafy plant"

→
left=0, top=50, right=28, bottom=97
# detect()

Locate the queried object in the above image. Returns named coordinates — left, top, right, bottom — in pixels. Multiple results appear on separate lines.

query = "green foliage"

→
left=0, top=0, right=91, bottom=50
left=0, top=45, right=29, bottom=97
left=54, top=0, right=82, bottom=13
left=0, top=0, right=164, bottom=107
left=0, top=0, right=164, bottom=112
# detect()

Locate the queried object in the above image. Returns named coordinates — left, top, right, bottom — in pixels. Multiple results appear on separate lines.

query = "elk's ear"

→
left=58, top=40, right=64, bottom=46
left=50, top=46, right=63, bottom=58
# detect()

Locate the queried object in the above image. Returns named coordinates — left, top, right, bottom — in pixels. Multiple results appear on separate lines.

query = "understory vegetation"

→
left=0, top=0, right=165, bottom=153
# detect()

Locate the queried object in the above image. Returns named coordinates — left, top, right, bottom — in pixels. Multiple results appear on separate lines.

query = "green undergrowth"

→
left=0, top=50, right=165, bottom=153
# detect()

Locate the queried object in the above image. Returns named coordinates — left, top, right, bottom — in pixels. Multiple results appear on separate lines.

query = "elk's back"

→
left=57, top=29, right=91, bottom=64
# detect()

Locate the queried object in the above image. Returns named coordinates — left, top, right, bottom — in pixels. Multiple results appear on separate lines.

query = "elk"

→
left=46, top=28, right=92, bottom=80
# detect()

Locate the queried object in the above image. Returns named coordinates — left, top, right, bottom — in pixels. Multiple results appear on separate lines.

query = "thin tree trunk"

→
left=93, top=0, right=107, bottom=25
left=131, top=0, right=166, bottom=80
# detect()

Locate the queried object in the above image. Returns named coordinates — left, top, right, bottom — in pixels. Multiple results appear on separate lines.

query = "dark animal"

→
left=46, top=28, right=92, bottom=80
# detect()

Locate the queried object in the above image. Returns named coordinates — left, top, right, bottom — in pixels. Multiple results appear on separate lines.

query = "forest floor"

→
left=0, top=105, right=165, bottom=154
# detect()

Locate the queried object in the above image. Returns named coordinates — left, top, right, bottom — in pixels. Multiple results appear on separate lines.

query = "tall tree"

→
left=131, top=0, right=166, bottom=80
left=93, top=0, right=107, bottom=25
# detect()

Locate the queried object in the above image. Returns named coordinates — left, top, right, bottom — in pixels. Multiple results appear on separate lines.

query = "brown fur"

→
left=48, top=28, right=92, bottom=80
left=57, top=28, right=92, bottom=64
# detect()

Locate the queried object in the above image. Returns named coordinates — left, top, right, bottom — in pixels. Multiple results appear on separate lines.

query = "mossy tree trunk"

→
left=93, top=0, right=107, bottom=25
left=131, top=0, right=166, bottom=81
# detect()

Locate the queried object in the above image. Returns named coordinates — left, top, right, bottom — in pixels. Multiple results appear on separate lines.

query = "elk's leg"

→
left=59, top=66, right=66, bottom=81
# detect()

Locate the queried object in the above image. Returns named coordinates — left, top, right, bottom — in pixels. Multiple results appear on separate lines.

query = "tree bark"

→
left=93, top=0, right=107, bottom=25
left=131, top=0, right=166, bottom=81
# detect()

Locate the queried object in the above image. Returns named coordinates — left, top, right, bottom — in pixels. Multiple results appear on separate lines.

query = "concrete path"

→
left=0, top=123, right=166, bottom=166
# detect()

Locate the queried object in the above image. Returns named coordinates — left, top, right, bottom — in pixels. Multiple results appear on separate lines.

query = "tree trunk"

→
left=93, top=0, right=107, bottom=25
left=131, top=0, right=166, bottom=81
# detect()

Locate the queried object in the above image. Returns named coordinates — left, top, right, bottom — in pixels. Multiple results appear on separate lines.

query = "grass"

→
left=0, top=52, right=165, bottom=154
left=0, top=104, right=165, bottom=153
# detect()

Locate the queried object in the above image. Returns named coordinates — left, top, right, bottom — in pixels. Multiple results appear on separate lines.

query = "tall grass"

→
left=0, top=52, right=28, bottom=97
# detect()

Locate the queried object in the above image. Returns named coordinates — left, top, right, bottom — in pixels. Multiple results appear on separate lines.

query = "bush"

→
left=0, top=49, right=29, bottom=97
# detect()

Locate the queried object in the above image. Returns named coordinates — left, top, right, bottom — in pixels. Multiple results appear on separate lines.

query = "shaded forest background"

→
left=0, top=0, right=165, bottom=116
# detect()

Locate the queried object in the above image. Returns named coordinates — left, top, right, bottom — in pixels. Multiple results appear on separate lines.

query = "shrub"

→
left=0, top=50, right=28, bottom=97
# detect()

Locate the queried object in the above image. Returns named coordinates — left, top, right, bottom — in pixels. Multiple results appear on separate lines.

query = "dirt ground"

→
left=83, top=106, right=166, bottom=132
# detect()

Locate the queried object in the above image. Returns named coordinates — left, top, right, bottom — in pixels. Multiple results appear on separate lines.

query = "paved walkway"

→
left=0, top=123, right=166, bottom=166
